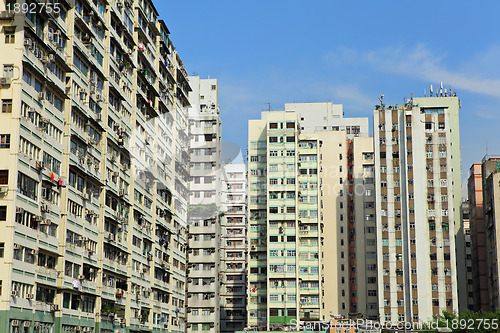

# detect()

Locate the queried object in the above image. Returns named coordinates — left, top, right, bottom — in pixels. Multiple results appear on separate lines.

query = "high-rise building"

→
left=467, top=163, right=489, bottom=311
left=373, top=92, right=463, bottom=324
left=247, top=103, right=374, bottom=330
left=0, top=0, right=190, bottom=332
left=480, top=156, right=500, bottom=311
left=186, top=76, right=222, bottom=333
left=219, top=163, right=247, bottom=333
left=462, top=201, right=474, bottom=311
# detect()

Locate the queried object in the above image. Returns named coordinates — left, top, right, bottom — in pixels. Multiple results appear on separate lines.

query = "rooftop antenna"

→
left=430, top=84, right=433, bottom=97
left=266, top=103, right=271, bottom=111
left=424, top=89, right=426, bottom=97
left=444, top=88, right=448, bottom=97
left=440, top=82, right=443, bottom=96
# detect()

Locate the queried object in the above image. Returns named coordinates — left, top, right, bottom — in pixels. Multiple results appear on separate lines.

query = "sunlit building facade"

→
left=0, top=0, right=190, bottom=332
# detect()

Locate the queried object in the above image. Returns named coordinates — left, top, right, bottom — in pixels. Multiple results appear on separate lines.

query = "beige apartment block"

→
left=247, top=104, right=375, bottom=331
left=0, top=0, right=191, bottom=332
left=186, top=76, right=222, bottom=333
left=373, top=92, right=463, bottom=324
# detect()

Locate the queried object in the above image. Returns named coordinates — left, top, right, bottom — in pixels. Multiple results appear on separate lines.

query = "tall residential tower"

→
left=186, top=76, right=222, bottom=333
left=247, top=103, right=376, bottom=330
left=373, top=92, right=463, bottom=324
left=0, top=0, right=190, bottom=332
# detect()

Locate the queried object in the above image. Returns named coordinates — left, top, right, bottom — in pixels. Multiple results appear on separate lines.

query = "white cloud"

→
left=476, top=110, right=500, bottom=120
left=329, top=44, right=500, bottom=98
left=327, top=83, right=375, bottom=110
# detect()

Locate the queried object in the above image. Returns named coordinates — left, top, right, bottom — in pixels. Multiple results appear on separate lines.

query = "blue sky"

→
left=156, top=0, right=500, bottom=189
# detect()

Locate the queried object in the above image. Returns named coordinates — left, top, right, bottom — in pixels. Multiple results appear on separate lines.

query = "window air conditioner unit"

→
left=0, top=77, right=12, bottom=85
left=0, top=186, right=8, bottom=194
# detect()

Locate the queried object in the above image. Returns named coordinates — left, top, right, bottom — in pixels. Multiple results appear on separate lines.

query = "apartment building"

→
left=219, top=163, right=247, bottom=333
left=186, top=76, right=222, bottom=333
left=480, top=156, right=500, bottom=311
left=462, top=202, right=474, bottom=310
left=247, top=104, right=375, bottom=331
left=373, top=92, right=463, bottom=324
left=0, top=0, right=190, bottom=332
left=467, top=163, right=489, bottom=311
left=286, top=102, right=369, bottom=138
left=284, top=102, right=377, bottom=320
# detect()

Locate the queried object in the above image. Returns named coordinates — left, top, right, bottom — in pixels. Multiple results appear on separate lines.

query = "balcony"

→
left=187, top=311, right=217, bottom=323
left=36, top=266, right=58, bottom=280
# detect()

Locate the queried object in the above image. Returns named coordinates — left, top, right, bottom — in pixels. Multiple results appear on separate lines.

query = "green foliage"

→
left=101, top=303, right=117, bottom=315
left=420, top=310, right=500, bottom=333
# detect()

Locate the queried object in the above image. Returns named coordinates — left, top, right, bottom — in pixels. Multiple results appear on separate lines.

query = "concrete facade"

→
left=186, top=76, right=222, bottom=333
left=247, top=103, right=375, bottom=331
left=0, top=0, right=190, bottom=332
left=481, top=157, right=500, bottom=311
left=219, top=163, right=247, bottom=333
left=467, top=163, right=489, bottom=311
left=373, top=94, right=463, bottom=324
left=462, top=202, right=474, bottom=311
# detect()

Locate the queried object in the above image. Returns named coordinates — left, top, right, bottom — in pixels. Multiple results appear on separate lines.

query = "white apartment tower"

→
left=373, top=91, right=463, bottom=324
left=0, top=1, right=190, bottom=332
left=220, top=163, right=247, bottom=333
left=186, top=76, right=222, bottom=333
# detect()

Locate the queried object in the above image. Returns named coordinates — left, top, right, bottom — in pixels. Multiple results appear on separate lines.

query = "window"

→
left=1, top=100, right=12, bottom=113
left=17, top=172, right=38, bottom=200
left=0, top=170, right=7, bottom=185
left=0, top=206, right=6, bottom=221
left=4, top=28, right=15, bottom=44
left=0, top=134, right=10, bottom=148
